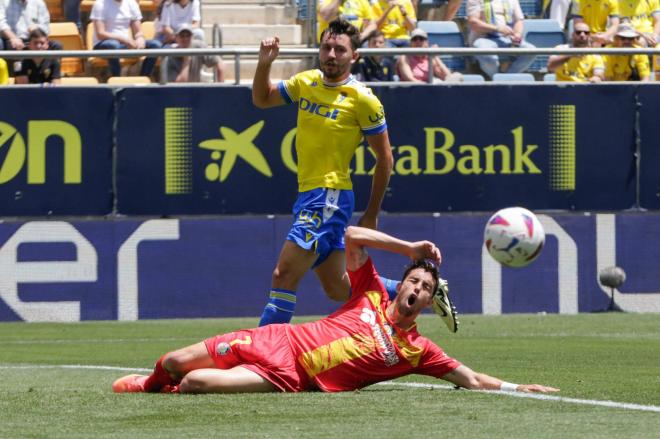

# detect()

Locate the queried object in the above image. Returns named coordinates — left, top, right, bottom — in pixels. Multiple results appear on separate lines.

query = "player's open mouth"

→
left=407, top=294, right=417, bottom=306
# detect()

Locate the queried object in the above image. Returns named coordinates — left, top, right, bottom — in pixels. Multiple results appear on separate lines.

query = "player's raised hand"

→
left=409, top=241, right=442, bottom=265
left=259, top=37, right=280, bottom=65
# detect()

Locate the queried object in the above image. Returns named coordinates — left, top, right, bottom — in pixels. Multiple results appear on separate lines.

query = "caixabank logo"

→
left=0, top=120, right=82, bottom=185
left=161, top=105, right=577, bottom=196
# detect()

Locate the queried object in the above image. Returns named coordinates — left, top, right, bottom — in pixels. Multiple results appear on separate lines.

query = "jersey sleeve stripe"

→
left=278, top=81, right=294, bottom=104
left=362, top=122, right=387, bottom=136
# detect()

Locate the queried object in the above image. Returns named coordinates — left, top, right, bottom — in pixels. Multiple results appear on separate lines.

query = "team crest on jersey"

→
left=216, top=342, right=231, bottom=355
left=337, top=92, right=348, bottom=104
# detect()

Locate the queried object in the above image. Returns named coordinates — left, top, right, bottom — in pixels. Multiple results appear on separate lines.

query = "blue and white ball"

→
left=484, top=207, right=545, bottom=268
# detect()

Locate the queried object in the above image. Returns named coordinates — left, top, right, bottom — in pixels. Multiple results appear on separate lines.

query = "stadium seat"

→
left=523, top=19, right=567, bottom=72
left=86, top=21, right=157, bottom=72
left=492, top=72, right=536, bottom=81
left=519, top=0, right=543, bottom=17
left=60, top=76, right=99, bottom=85
left=44, top=0, right=65, bottom=22
left=107, top=76, right=152, bottom=84
left=543, top=73, right=556, bottom=81
left=461, top=73, right=486, bottom=82
left=417, top=21, right=466, bottom=71
left=49, top=22, right=85, bottom=76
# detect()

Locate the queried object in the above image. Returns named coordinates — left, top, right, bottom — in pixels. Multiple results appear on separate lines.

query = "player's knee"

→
left=272, top=266, right=300, bottom=288
left=161, top=351, right=188, bottom=375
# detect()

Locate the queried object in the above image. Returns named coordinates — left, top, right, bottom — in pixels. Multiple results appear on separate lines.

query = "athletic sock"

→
left=258, top=288, right=297, bottom=326
left=143, top=355, right=176, bottom=392
left=379, top=276, right=400, bottom=300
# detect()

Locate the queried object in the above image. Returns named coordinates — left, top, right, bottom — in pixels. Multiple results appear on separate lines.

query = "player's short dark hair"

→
left=28, top=28, right=48, bottom=40
left=368, top=30, right=384, bottom=41
left=401, top=260, right=440, bottom=293
left=320, top=19, right=360, bottom=51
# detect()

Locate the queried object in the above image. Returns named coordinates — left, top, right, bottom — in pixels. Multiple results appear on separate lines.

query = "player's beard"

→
left=321, top=61, right=349, bottom=80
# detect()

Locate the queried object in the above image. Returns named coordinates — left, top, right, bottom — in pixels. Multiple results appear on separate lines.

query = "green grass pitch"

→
left=1, top=313, right=659, bottom=438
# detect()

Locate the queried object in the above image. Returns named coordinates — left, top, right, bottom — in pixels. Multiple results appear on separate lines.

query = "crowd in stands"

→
left=0, top=0, right=658, bottom=85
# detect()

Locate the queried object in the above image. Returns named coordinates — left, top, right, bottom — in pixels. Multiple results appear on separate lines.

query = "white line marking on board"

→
left=1, top=364, right=658, bottom=413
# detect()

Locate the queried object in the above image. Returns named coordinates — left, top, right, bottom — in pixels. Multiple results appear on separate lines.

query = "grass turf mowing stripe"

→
left=2, top=363, right=659, bottom=414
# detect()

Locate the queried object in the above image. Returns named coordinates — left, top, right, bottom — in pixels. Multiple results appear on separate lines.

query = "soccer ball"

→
left=484, top=207, right=545, bottom=268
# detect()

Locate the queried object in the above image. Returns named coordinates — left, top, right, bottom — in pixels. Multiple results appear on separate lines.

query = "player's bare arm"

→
left=357, top=131, right=393, bottom=230
left=252, top=37, right=285, bottom=108
left=442, top=365, right=560, bottom=393
left=345, top=226, right=441, bottom=272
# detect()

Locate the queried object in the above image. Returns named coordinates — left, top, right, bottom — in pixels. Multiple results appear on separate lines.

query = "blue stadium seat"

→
left=523, top=19, right=567, bottom=72
left=492, top=72, right=536, bottom=81
left=519, top=0, right=543, bottom=17
left=418, top=21, right=467, bottom=71
left=543, top=73, right=556, bottom=81
left=462, top=73, right=486, bottom=82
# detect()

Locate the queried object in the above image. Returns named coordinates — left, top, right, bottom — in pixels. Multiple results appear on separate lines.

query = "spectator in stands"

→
left=418, top=0, right=463, bottom=22
left=397, top=27, right=463, bottom=82
left=352, top=30, right=396, bottom=81
left=90, top=0, right=162, bottom=77
left=572, top=0, right=620, bottom=46
left=466, top=0, right=536, bottom=79
left=603, top=24, right=651, bottom=81
left=0, top=0, right=58, bottom=50
left=63, top=0, right=82, bottom=31
left=370, top=0, right=417, bottom=47
left=14, top=27, right=61, bottom=84
left=0, top=57, right=8, bottom=84
left=547, top=22, right=604, bottom=82
left=156, top=0, right=203, bottom=46
left=618, top=0, right=660, bottom=47
left=317, top=0, right=376, bottom=43
left=544, top=0, right=571, bottom=30
left=165, top=24, right=224, bottom=82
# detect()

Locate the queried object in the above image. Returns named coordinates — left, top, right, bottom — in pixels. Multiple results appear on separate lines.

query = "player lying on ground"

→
left=113, top=226, right=559, bottom=394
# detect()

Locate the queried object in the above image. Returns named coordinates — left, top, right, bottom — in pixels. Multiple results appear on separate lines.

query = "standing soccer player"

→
left=252, top=19, right=394, bottom=326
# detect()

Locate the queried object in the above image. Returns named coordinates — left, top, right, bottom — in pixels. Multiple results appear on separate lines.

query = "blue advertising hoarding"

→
left=115, top=85, right=637, bottom=215
left=638, top=85, right=660, bottom=209
left=0, top=88, right=114, bottom=215
left=1, top=212, right=658, bottom=322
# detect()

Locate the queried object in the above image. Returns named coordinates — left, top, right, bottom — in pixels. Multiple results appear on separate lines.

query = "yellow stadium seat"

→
left=49, top=22, right=86, bottom=76
left=45, top=0, right=65, bottom=22
left=107, top=76, right=152, bottom=84
left=85, top=21, right=158, bottom=72
left=60, top=76, right=99, bottom=85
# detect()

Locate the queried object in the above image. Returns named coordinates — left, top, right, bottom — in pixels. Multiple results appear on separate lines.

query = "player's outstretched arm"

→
left=442, top=365, right=560, bottom=393
left=345, top=226, right=441, bottom=271
left=357, top=131, right=393, bottom=230
left=252, top=37, right=285, bottom=108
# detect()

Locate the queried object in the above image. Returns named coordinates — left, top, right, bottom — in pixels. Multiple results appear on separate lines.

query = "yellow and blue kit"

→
left=277, top=69, right=387, bottom=265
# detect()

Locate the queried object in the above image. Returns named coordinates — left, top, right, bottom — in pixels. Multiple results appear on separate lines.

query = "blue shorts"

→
left=286, top=188, right=354, bottom=268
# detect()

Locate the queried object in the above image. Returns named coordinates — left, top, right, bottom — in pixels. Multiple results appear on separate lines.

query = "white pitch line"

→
left=1, top=364, right=658, bottom=414
left=377, top=381, right=660, bottom=414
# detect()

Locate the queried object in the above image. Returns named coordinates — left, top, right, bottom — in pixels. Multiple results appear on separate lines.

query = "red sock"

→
left=143, top=355, right=177, bottom=392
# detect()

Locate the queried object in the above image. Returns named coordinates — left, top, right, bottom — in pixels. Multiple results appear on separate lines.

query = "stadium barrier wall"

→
left=1, top=213, right=659, bottom=322
left=2, top=84, right=656, bottom=215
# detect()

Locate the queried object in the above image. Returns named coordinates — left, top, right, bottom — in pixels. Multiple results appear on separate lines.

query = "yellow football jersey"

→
left=572, top=0, right=619, bottom=33
left=603, top=48, right=651, bottom=80
left=317, top=0, right=376, bottom=42
left=278, top=69, right=387, bottom=192
left=370, top=0, right=417, bottom=40
left=556, top=51, right=605, bottom=82
left=0, top=58, right=8, bottom=85
left=618, top=0, right=660, bottom=34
